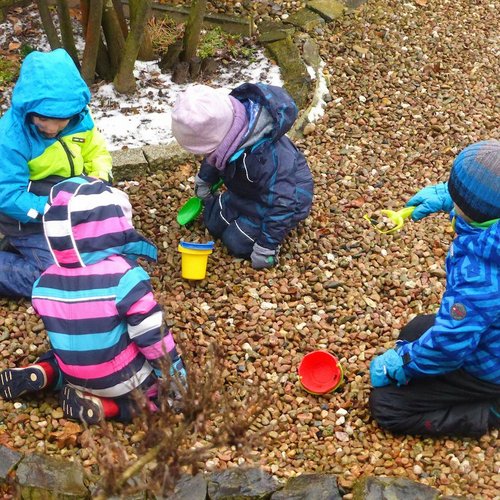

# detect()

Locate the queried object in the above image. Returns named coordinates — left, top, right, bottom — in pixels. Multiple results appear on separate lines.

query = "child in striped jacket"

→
left=0, top=176, right=186, bottom=424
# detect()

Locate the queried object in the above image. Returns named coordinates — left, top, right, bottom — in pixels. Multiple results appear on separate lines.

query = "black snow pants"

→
left=369, top=314, right=500, bottom=437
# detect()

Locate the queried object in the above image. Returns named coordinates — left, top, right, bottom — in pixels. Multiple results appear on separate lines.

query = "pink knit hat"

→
left=171, top=85, right=235, bottom=154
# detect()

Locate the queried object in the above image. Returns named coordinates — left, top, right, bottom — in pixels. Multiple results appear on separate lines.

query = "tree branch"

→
left=80, top=0, right=103, bottom=85
left=55, top=0, right=80, bottom=67
left=36, top=0, right=62, bottom=50
left=113, top=0, right=152, bottom=93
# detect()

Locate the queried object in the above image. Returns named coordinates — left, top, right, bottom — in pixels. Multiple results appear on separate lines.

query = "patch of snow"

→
left=307, top=61, right=329, bottom=123
left=0, top=6, right=282, bottom=151
left=306, top=65, right=316, bottom=79
left=92, top=54, right=282, bottom=150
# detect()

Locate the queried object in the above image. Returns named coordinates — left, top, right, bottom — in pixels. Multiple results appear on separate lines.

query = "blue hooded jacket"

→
left=0, top=49, right=112, bottom=236
left=198, top=83, right=314, bottom=250
left=397, top=216, right=500, bottom=384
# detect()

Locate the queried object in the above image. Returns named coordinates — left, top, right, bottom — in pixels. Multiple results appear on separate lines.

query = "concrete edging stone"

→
left=111, top=143, right=192, bottom=182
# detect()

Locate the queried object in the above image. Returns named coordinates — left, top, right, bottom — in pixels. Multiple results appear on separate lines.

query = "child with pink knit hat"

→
left=171, top=83, right=314, bottom=269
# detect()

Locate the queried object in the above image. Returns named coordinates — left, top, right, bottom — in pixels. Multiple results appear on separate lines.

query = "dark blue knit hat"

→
left=448, top=140, right=500, bottom=222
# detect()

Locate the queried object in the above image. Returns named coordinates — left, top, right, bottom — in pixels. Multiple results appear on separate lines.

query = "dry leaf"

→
left=0, top=432, right=11, bottom=446
left=69, top=7, right=82, bottom=21
left=415, top=0, right=427, bottom=5
left=8, top=41, right=21, bottom=51
left=344, top=196, right=366, bottom=209
left=50, top=421, right=82, bottom=448
left=351, top=196, right=366, bottom=208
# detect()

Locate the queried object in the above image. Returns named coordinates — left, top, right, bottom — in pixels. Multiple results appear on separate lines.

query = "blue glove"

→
left=250, top=243, right=277, bottom=269
left=405, top=182, right=454, bottom=221
left=153, top=355, right=187, bottom=385
left=370, top=349, right=409, bottom=387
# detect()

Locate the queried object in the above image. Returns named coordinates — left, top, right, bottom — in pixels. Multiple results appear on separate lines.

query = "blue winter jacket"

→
left=0, top=49, right=112, bottom=236
left=397, top=216, right=500, bottom=384
left=197, top=83, right=314, bottom=250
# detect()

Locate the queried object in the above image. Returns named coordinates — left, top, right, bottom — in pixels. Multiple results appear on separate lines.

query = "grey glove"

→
left=251, top=243, right=277, bottom=269
left=194, top=174, right=212, bottom=201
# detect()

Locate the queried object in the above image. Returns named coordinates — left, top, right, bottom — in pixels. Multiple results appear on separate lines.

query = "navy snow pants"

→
left=369, top=314, right=500, bottom=437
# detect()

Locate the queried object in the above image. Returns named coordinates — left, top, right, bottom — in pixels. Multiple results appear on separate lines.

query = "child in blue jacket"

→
left=171, top=83, right=314, bottom=269
left=369, top=140, right=500, bottom=437
left=0, top=49, right=112, bottom=298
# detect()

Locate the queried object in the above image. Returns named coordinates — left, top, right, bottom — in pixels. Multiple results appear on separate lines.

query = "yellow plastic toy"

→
left=364, top=206, right=415, bottom=234
left=178, top=241, right=214, bottom=280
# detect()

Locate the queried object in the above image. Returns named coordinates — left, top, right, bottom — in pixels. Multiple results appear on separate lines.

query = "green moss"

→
left=198, top=27, right=255, bottom=61
left=0, top=56, right=19, bottom=86
left=20, top=44, right=35, bottom=58
left=264, top=36, right=312, bottom=109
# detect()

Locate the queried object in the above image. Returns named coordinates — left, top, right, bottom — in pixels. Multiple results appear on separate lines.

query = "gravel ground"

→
left=0, top=0, right=499, bottom=498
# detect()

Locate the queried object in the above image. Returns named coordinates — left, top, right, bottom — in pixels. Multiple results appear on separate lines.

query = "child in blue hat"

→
left=369, top=140, right=499, bottom=437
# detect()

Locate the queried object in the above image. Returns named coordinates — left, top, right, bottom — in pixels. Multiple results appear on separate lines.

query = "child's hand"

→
left=251, top=243, right=276, bottom=269
left=194, top=174, right=212, bottom=201
left=406, top=182, right=454, bottom=220
left=370, top=349, right=408, bottom=387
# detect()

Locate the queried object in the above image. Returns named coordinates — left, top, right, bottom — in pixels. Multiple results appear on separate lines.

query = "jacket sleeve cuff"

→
left=26, top=196, right=50, bottom=222
left=255, top=241, right=278, bottom=252
left=198, top=160, right=220, bottom=184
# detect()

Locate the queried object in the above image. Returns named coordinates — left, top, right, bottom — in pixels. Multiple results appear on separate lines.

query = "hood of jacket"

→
left=452, top=215, right=500, bottom=263
left=11, top=49, right=90, bottom=123
left=43, top=176, right=157, bottom=268
left=230, top=83, right=298, bottom=147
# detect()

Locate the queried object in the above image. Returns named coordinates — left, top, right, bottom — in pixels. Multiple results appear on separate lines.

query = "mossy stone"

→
left=307, top=0, right=345, bottom=22
left=286, top=8, right=325, bottom=31
left=264, top=36, right=312, bottom=110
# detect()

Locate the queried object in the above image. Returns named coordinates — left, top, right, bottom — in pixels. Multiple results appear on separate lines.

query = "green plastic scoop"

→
left=177, top=179, right=224, bottom=226
left=363, top=206, right=415, bottom=234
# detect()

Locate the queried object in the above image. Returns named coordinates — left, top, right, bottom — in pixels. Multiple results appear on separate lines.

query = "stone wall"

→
left=0, top=448, right=463, bottom=500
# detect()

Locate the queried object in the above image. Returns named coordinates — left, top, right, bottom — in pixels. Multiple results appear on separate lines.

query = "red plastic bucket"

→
left=298, top=350, right=343, bottom=395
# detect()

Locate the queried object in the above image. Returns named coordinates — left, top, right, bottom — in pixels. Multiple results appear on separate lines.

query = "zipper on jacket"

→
left=58, top=138, right=76, bottom=177
left=242, top=153, right=255, bottom=183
